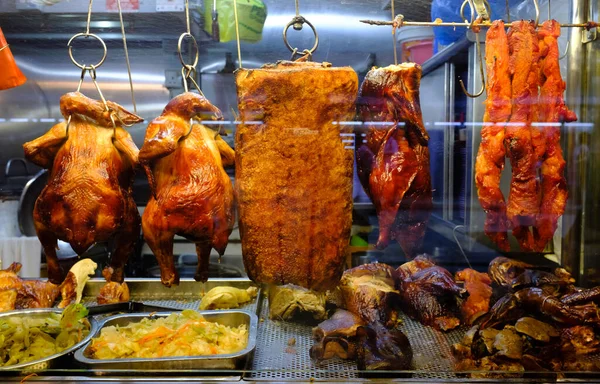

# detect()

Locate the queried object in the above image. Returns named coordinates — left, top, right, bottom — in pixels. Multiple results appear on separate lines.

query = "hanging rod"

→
left=360, top=18, right=599, bottom=30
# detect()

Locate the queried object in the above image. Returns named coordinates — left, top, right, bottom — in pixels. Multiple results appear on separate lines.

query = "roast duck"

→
left=235, top=60, right=357, bottom=291
left=23, top=92, right=143, bottom=284
left=356, top=63, right=432, bottom=257
left=139, top=92, right=235, bottom=287
left=475, top=20, right=576, bottom=252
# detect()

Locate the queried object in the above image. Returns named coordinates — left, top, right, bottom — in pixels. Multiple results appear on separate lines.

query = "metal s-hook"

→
left=458, top=0, right=486, bottom=98
left=559, top=40, right=570, bottom=60
left=459, top=30, right=485, bottom=98
left=532, top=0, right=540, bottom=28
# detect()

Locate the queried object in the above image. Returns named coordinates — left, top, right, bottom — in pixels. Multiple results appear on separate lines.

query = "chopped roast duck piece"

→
left=339, top=263, right=401, bottom=327
left=562, top=286, right=600, bottom=305
left=268, top=284, right=327, bottom=322
left=505, top=21, right=541, bottom=251
left=356, top=322, right=413, bottom=371
left=139, top=92, right=235, bottom=287
left=356, top=63, right=432, bottom=256
left=475, top=20, right=512, bottom=251
left=534, top=20, right=577, bottom=251
left=310, top=309, right=365, bottom=361
left=488, top=256, right=533, bottom=289
left=560, top=326, right=600, bottom=356
left=397, top=258, right=466, bottom=331
left=456, top=268, right=492, bottom=325
left=23, top=92, right=143, bottom=284
left=235, top=61, right=357, bottom=291
left=97, top=267, right=130, bottom=305
left=396, top=254, right=435, bottom=281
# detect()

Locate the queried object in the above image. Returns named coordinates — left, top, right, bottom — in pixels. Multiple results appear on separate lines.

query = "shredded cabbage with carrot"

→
left=0, top=304, right=90, bottom=367
left=88, top=310, right=248, bottom=359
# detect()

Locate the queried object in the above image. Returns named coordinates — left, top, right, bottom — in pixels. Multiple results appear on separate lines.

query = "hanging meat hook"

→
left=458, top=0, right=487, bottom=98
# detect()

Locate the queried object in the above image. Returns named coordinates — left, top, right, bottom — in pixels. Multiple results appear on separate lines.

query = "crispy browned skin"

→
left=0, top=263, right=59, bottom=310
left=23, top=92, right=142, bottom=284
left=356, top=63, right=431, bottom=256
left=235, top=61, right=357, bottom=291
left=505, top=21, right=540, bottom=251
left=534, top=20, right=577, bottom=251
left=475, top=21, right=511, bottom=251
left=139, top=93, right=234, bottom=287
left=456, top=268, right=492, bottom=324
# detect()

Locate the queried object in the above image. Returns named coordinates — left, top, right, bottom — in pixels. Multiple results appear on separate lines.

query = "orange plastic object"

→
left=0, top=28, right=26, bottom=90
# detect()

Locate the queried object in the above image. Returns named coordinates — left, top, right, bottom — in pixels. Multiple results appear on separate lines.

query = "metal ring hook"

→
left=67, top=33, right=108, bottom=70
left=459, top=30, right=486, bottom=98
left=283, top=16, right=319, bottom=56
left=177, top=32, right=200, bottom=69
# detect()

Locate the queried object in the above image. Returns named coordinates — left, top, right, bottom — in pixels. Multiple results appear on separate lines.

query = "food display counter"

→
left=0, top=0, right=600, bottom=381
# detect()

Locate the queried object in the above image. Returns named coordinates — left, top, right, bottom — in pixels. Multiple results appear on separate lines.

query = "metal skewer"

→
left=360, top=18, right=599, bottom=30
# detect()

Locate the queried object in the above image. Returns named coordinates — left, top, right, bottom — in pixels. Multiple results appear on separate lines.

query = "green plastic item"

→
left=203, top=0, right=267, bottom=43
left=350, top=235, right=369, bottom=247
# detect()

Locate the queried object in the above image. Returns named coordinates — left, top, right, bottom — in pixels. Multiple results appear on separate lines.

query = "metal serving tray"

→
left=74, top=309, right=258, bottom=371
left=0, top=308, right=98, bottom=373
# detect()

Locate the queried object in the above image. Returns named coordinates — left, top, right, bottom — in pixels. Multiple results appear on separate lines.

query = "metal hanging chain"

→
left=65, top=0, right=127, bottom=138
left=283, top=0, right=319, bottom=61
left=391, top=0, right=398, bottom=65
left=117, top=0, right=137, bottom=114
left=178, top=0, right=204, bottom=97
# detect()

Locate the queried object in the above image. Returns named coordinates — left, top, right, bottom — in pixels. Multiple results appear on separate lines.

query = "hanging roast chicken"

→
left=23, top=92, right=143, bottom=284
left=356, top=63, right=432, bottom=257
left=139, top=92, right=235, bottom=287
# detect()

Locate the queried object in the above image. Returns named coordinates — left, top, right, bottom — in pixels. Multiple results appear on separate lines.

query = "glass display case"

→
left=0, top=0, right=599, bottom=381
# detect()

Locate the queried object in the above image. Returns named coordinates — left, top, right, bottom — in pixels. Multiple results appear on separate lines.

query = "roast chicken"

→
left=235, top=61, right=357, bottom=291
left=0, top=262, right=59, bottom=311
left=356, top=63, right=432, bottom=256
left=139, top=92, right=235, bottom=287
left=23, top=92, right=143, bottom=284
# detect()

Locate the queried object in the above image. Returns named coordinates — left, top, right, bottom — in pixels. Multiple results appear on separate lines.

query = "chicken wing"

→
left=475, top=20, right=511, bottom=251
left=139, top=92, right=234, bottom=287
left=23, top=92, right=143, bottom=284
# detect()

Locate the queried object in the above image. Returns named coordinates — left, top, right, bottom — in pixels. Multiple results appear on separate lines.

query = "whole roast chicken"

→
left=23, top=92, right=143, bottom=284
left=139, top=92, right=235, bottom=287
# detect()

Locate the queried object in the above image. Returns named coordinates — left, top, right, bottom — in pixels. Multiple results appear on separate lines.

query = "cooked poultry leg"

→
left=505, top=21, right=540, bottom=251
left=139, top=92, right=234, bottom=287
left=534, top=20, right=577, bottom=251
left=24, top=92, right=143, bottom=284
left=475, top=21, right=511, bottom=251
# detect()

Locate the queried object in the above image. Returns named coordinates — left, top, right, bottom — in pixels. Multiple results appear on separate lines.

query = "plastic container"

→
left=397, top=26, right=434, bottom=65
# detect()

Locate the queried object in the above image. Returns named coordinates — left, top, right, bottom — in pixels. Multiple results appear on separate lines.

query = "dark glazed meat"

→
left=356, top=63, right=432, bottom=256
left=340, top=263, right=401, bottom=327
left=23, top=92, right=143, bottom=284
left=356, top=322, right=413, bottom=371
left=139, top=93, right=234, bottom=287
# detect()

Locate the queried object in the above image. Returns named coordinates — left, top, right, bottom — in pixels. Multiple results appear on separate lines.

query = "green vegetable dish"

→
left=0, top=304, right=90, bottom=367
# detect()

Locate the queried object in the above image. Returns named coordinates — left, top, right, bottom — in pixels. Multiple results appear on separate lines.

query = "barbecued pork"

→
left=139, top=92, right=234, bottom=287
left=23, top=92, right=143, bottom=284
left=235, top=61, right=357, bottom=291
left=505, top=21, right=541, bottom=251
left=475, top=20, right=511, bottom=251
left=456, top=268, right=493, bottom=324
left=534, top=20, right=577, bottom=251
left=356, top=63, right=432, bottom=256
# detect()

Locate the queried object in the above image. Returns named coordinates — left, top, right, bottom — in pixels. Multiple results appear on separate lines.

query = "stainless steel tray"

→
left=0, top=308, right=98, bottom=373
left=74, top=309, right=258, bottom=371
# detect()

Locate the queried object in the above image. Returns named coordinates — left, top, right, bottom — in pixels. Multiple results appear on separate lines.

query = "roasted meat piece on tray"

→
left=23, top=92, right=143, bottom=284
left=356, top=63, right=432, bottom=257
left=139, top=92, right=235, bottom=287
left=235, top=61, right=357, bottom=291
